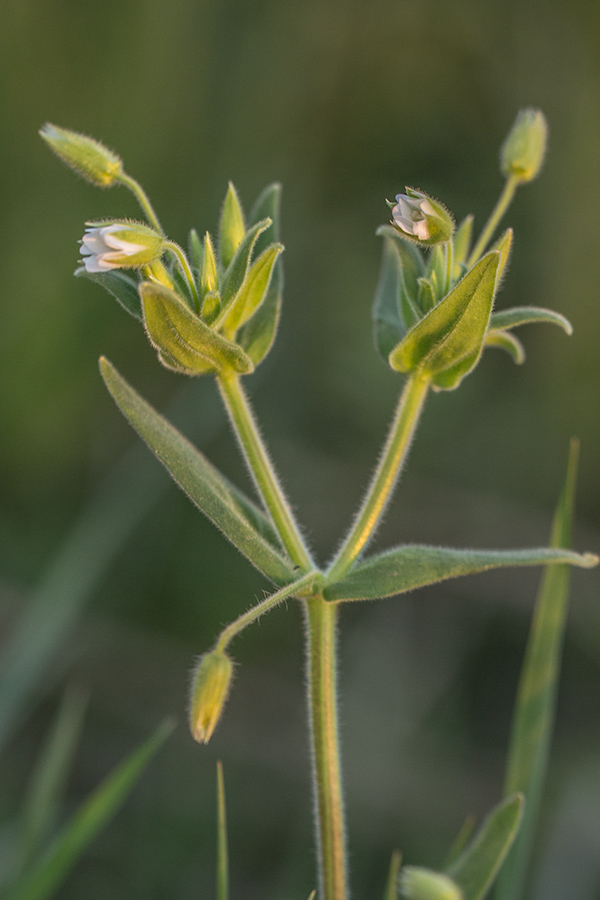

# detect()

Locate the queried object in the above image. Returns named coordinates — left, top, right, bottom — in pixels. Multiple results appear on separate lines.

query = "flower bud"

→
left=399, top=867, right=463, bottom=900
left=80, top=221, right=165, bottom=272
left=189, top=649, right=234, bottom=744
left=40, top=123, right=123, bottom=187
left=500, top=108, right=548, bottom=183
left=390, top=189, right=454, bottom=245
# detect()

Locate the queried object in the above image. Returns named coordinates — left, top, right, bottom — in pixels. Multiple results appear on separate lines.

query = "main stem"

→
left=217, top=373, right=313, bottom=571
left=328, top=372, right=430, bottom=582
left=305, top=596, right=346, bottom=900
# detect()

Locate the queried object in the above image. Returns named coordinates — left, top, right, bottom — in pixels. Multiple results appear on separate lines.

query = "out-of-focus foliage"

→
left=1, top=0, right=599, bottom=899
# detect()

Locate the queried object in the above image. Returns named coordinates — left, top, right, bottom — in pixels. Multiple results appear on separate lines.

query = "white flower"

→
left=390, top=188, right=453, bottom=245
left=80, top=221, right=164, bottom=273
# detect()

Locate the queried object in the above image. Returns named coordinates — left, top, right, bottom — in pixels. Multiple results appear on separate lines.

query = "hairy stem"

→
left=117, top=171, right=164, bottom=235
left=217, top=373, right=314, bottom=571
left=305, top=596, right=347, bottom=900
left=327, top=372, right=429, bottom=582
left=467, top=174, right=519, bottom=268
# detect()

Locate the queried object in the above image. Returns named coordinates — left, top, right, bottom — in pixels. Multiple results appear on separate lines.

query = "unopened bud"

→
left=40, top=123, right=123, bottom=187
left=189, top=650, right=234, bottom=744
left=500, top=108, right=548, bottom=183
left=399, top=867, right=463, bottom=900
left=80, top=220, right=165, bottom=272
left=390, top=189, right=454, bottom=245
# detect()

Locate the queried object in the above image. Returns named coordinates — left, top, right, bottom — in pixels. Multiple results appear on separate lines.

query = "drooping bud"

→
left=500, top=108, right=548, bottom=183
left=80, top=221, right=165, bottom=272
left=189, top=649, right=234, bottom=743
left=40, top=123, right=123, bottom=187
left=390, top=189, right=454, bottom=245
left=399, top=867, right=463, bottom=900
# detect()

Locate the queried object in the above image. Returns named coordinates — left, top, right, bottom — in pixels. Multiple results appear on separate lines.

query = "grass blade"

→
left=216, top=761, right=229, bottom=900
left=495, top=439, right=582, bottom=900
left=6, top=720, right=173, bottom=900
left=383, top=850, right=402, bottom=900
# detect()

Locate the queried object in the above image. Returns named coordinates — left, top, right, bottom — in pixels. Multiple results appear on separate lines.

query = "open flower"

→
left=390, top=188, right=453, bottom=245
left=80, top=220, right=165, bottom=272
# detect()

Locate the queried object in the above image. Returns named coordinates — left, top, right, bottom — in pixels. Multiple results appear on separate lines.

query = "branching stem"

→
left=467, top=174, right=519, bottom=268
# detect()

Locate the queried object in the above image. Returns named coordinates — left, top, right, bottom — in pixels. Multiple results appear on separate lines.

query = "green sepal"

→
left=170, top=257, right=197, bottom=311
left=490, top=228, right=513, bottom=284
left=485, top=329, right=525, bottom=364
left=189, top=228, right=203, bottom=273
left=489, top=305, right=572, bottom=335
left=426, top=244, right=446, bottom=298
left=389, top=252, right=500, bottom=390
left=202, top=232, right=219, bottom=293
left=446, top=794, right=523, bottom=900
left=453, top=215, right=473, bottom=277
left=75, top=267, right=142, bottom=320
left=140, top=281, right=254, bottom=375
left=218, top=244, right=283, bottom=337
left=372, top=238, right=406, bottom=359
left=322, top=543, right=598, bottom=602
left=249, top=183, right=282, bottom=247
left=201, top=291, right=221, bottom=325
left=219, top=182, right=246, bottom=269
left=219, top=219, right=272, bottom=314
left=236, top=266, right=282, bottom=366
left=99, top=358, right=296, bottom=584
left=417, top=277, right=436, bottom=314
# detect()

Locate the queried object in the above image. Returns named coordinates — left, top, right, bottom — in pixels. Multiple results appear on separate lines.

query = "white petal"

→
left=419, top=199, right=435, bottom=216
left=414, top=220, right=430, bottom=240
left=393, top=215, right=416, bottom=235
left=82, top=255, right=114, bottom=273
left=81, top=232, right=107, bottom=253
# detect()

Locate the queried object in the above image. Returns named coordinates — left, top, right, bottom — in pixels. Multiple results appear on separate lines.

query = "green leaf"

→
left=14, top=689, right=88, bottom=879
left=426, top=244, right=446, bottom=297
left=389, top=253, right=499, bottom=388
left=220, top=219, right=272, bottom=314
left=323, top=543, right=598, bottom=602
left=444, top=816, right=476, bottom=870
left=376, top=225, right=425, bottom=305
left=140, top=281, right=254, bottom=375
left=453, top=215, right=474, bottom=276
left=75, top=267, right=142, bottom=319
left=417, top=277, right=436, bottom=314
left=447, top=794, right=523, bottom=900
left=219, top=182, right=246, bottom=268
left=218, top=244, right=283, bottom=336
left=100, top=358, right=296, bottom=585
left=489, top=305, right=572, bottom=335
left=189, top=228, right=203, bottom=272
left=6, top=721, right=173, bottom=900
left=236, top=272, right=282, bottom=366
left=485, top=330, right=525, bottom=365
left=495, top=440, right=585, bottom=900
left=216, top=762, right=229, bottom=900
left=373, top=238, right=406, bottom=359
left=249, top=183, right=282, bottom=246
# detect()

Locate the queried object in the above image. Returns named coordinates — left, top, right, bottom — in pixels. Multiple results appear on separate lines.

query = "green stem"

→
left=216, top=572, right=318, bottom=652
left=217, top=373, right=314, bottom=571
left=466, top=174, right=519, bottom=269
left=117, top=171, right=164, bottom=236
left=305, top=596, right=347, bottom=900
left=165, top=240, right=200, bottom=312
left=444, top=240, right=454, bottom=295
left=327, top=372, right=430, bottom=582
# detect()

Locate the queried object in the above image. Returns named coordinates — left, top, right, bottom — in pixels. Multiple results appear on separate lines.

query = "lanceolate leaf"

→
left=372, top=238, right=405, bottom=360
left=100, top=358, right=296, bottom=585
left=218, top=244, right=283, bottom=336
left=219, top=219, right=271, bottom=312
left=140, top=281, right=254, bottom=375
left=236, top=271, right=282, bottom=366
left=323, top=543, right=597, bottom=602
left=490, top=228, right=513, bottom=284
left=485, top=329, right=525, bottom=365
left=376, top=225, right=425, bottom=304
left=75, top=267, right=142, bottom=320
left=489, top=306, right=572, bottom=335
left=447, top=794, right=523, bottom=900
left=249, top=183, right=282, bottom=247
left=495, top=440, right=583, bottom=900
left=6, top=721, right=173, bottom=900
left=389, top=252, right=499, bottom=390
left=219, top=182, right=246, bottom=269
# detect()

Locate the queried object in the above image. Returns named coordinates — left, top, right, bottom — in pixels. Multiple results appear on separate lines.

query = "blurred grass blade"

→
left=447, top=793, right=523, bottom=900
left=323, top=543, right=597, bottom=602
left=383, top=850, right=402, bottom=900
left=216, top=761, right=228, bottom=900
left=495, top=440, right=582, bottom=900
left=14, top=689, right=88, bottom=878
left=444, top=816, right=475, bottom=870
left=6, top=720, right=173, bottom=900
left=100, top=357, right=296, bottom=586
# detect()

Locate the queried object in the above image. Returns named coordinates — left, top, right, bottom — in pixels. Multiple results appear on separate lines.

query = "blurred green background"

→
left=1, top=0, right=599, bottom=898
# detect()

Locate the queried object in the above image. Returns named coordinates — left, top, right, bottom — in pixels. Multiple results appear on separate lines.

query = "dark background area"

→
left=0, top=0, right=599, bottom=898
